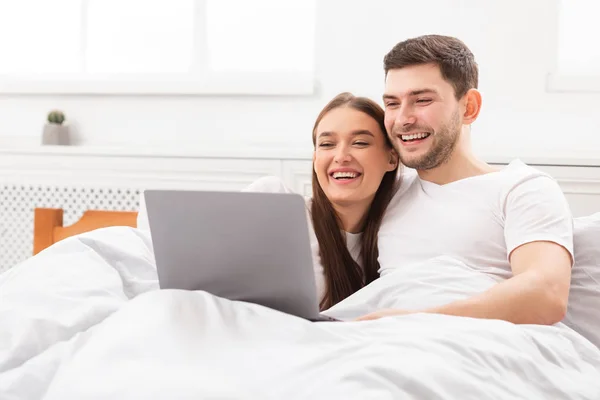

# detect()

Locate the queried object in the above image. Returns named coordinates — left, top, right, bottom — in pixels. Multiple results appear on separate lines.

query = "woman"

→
left=246, top=92, right=400, bottom=310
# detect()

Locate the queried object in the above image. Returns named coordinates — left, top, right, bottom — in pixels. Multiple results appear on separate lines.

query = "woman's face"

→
left=313, top=106, right=397, bottom=207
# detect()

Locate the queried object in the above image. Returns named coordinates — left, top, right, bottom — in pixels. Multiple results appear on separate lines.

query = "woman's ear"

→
left=387, top=149, right=399, bottom=171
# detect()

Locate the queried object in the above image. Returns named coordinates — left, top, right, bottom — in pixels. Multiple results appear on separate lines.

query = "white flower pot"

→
left=42, top=123, right=70, bottom=145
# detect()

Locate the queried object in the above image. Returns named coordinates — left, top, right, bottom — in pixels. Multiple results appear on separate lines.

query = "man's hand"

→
left=355, top=309, right=415, bottom=321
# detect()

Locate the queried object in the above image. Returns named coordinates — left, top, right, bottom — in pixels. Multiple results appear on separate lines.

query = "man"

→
left=357, top=35, right=573, bottom=325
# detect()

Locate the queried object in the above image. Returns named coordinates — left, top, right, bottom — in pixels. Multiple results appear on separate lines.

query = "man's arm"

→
left=357, top=241, right=572, bottom=325
left=422, top=241, right=571, bottom=324
left=357, top=173, right=574, bottom=325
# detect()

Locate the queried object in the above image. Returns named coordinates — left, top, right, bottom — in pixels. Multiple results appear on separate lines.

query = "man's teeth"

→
left=401, top=132, right=430, bottom=141
left=332, top=171, right=359, bottom=179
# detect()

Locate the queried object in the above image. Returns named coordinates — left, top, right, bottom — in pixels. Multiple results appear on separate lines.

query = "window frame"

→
left=546, top=0, right=600, bottom=93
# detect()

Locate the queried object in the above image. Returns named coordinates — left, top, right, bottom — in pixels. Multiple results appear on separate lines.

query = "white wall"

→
left=0, top=0, right=598, bottom=162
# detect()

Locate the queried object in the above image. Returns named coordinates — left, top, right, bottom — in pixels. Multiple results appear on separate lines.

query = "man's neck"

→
left=332, top=200, right=370, bottom=234
left=417, top=148, right=498, bottom=185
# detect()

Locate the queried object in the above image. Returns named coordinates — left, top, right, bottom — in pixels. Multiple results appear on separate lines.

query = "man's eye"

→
left=318, top=142, right=333, bottom=148
left=416, top=98, right=432, bottom=104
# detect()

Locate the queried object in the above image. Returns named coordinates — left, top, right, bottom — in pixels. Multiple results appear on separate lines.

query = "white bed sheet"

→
left=1, top=227, right=599, bottom=399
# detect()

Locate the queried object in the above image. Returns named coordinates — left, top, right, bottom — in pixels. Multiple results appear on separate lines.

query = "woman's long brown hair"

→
left=311, top=92, right=400, bottom=310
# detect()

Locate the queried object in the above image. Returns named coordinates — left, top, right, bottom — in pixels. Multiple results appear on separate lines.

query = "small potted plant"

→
left=42, top=110, right=69, bottom=145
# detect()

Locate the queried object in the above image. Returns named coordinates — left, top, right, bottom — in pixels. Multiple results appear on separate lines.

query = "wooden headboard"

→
left=33, top=208, right=138, bottom=255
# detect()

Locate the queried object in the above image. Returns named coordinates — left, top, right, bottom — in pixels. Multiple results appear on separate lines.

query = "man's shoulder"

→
left=495, top=160, right=571, bottom=228
left=501, top=159, right=552, bottom=180
left=496, top=159, right=560, bottom=196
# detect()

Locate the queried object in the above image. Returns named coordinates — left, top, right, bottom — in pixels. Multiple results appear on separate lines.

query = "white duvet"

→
left=1, top=227, right=599, bottom=399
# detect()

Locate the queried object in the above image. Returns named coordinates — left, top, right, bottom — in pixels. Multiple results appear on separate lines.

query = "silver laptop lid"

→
left=144, top=189, right=321, bottom=320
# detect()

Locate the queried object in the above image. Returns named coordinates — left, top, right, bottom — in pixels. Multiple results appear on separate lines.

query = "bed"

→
left=33, top=208, right=138, bottom=255
left=1, top=206, right=600, bottom=399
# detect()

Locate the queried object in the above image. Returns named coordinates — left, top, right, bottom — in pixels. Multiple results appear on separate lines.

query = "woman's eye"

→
left=354, top=141, right=369, bottom=146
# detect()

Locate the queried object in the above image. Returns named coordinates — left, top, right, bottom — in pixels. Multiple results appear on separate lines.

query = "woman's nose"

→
left=333, top=146, right=352, bottom=164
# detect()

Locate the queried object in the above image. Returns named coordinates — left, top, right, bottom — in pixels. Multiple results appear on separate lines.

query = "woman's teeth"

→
left=401, top=132, right=430, bottom=142
left=332, top=172, right=359, bottom=180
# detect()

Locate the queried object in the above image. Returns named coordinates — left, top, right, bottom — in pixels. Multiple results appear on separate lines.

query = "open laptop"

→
left=144, top=189, right=338, bottom=322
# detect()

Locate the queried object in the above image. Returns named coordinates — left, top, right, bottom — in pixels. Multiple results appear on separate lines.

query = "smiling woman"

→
left=312, top=100, right=398, bottom=219
left=310, top=92, right=400, bottom=309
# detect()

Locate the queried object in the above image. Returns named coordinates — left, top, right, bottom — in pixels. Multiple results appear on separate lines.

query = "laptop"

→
left=144, top=189, right=338, bottom=322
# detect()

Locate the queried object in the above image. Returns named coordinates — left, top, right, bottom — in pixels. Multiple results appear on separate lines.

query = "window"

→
left=547, top=0, right=600, bottom=92
left=86, top=0, right=195, bottom=74
left=0, top=0, right=82, bottom=75
left=0, top=0, right=317, bottom=95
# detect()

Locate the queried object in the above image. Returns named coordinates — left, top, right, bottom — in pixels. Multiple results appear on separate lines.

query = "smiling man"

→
left=357, top=35, right=574, bottom=326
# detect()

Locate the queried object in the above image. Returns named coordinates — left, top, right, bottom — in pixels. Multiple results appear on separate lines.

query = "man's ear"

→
left=462, top=88, right=482, bottom=125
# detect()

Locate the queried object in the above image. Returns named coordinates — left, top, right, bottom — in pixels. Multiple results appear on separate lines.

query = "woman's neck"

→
left=332, top=199, right=371, bottom=234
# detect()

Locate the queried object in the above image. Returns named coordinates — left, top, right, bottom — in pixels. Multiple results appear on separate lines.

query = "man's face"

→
left=383, top=63, right=463, bottom=170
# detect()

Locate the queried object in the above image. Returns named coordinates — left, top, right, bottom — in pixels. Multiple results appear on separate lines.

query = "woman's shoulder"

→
left=242, top=176, right=295, bottom=194
left=244, top=176, right=312, bottom=208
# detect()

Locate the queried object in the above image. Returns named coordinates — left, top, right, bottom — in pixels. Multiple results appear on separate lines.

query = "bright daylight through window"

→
left=0, top=0, right=317, bottom=94
left=548, top=0, right=600, bottom=92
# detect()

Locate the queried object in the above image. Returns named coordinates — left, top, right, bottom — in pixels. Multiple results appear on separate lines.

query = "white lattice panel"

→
left=0, top=184, right=140, bottom=272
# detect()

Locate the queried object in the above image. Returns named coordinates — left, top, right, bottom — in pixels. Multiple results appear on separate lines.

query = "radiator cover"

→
left=0, top=184, right=140, bottom=272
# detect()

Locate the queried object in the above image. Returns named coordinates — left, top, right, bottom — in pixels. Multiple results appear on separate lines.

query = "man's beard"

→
left=393, top=110, right=461, bottom=171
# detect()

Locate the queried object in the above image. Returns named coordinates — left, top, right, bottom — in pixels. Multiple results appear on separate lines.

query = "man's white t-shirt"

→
left=242, top=176, right=363, bottom=304
left=378, top=160, right=574, bottom=281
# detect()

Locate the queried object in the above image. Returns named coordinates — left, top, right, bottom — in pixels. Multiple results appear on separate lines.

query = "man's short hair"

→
left=383, top=34, right=478, bottom=100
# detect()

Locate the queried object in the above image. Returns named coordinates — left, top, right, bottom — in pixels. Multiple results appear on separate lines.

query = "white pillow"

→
left=563, top=212, right=600, bottom=348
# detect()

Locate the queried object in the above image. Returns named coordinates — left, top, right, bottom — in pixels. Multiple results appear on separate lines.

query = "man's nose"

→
left=396, top=106, right=417, bottom=129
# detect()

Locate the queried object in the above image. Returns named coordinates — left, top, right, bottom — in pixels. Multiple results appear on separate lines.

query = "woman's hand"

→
left=355, top=308, right=415, bottom=321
